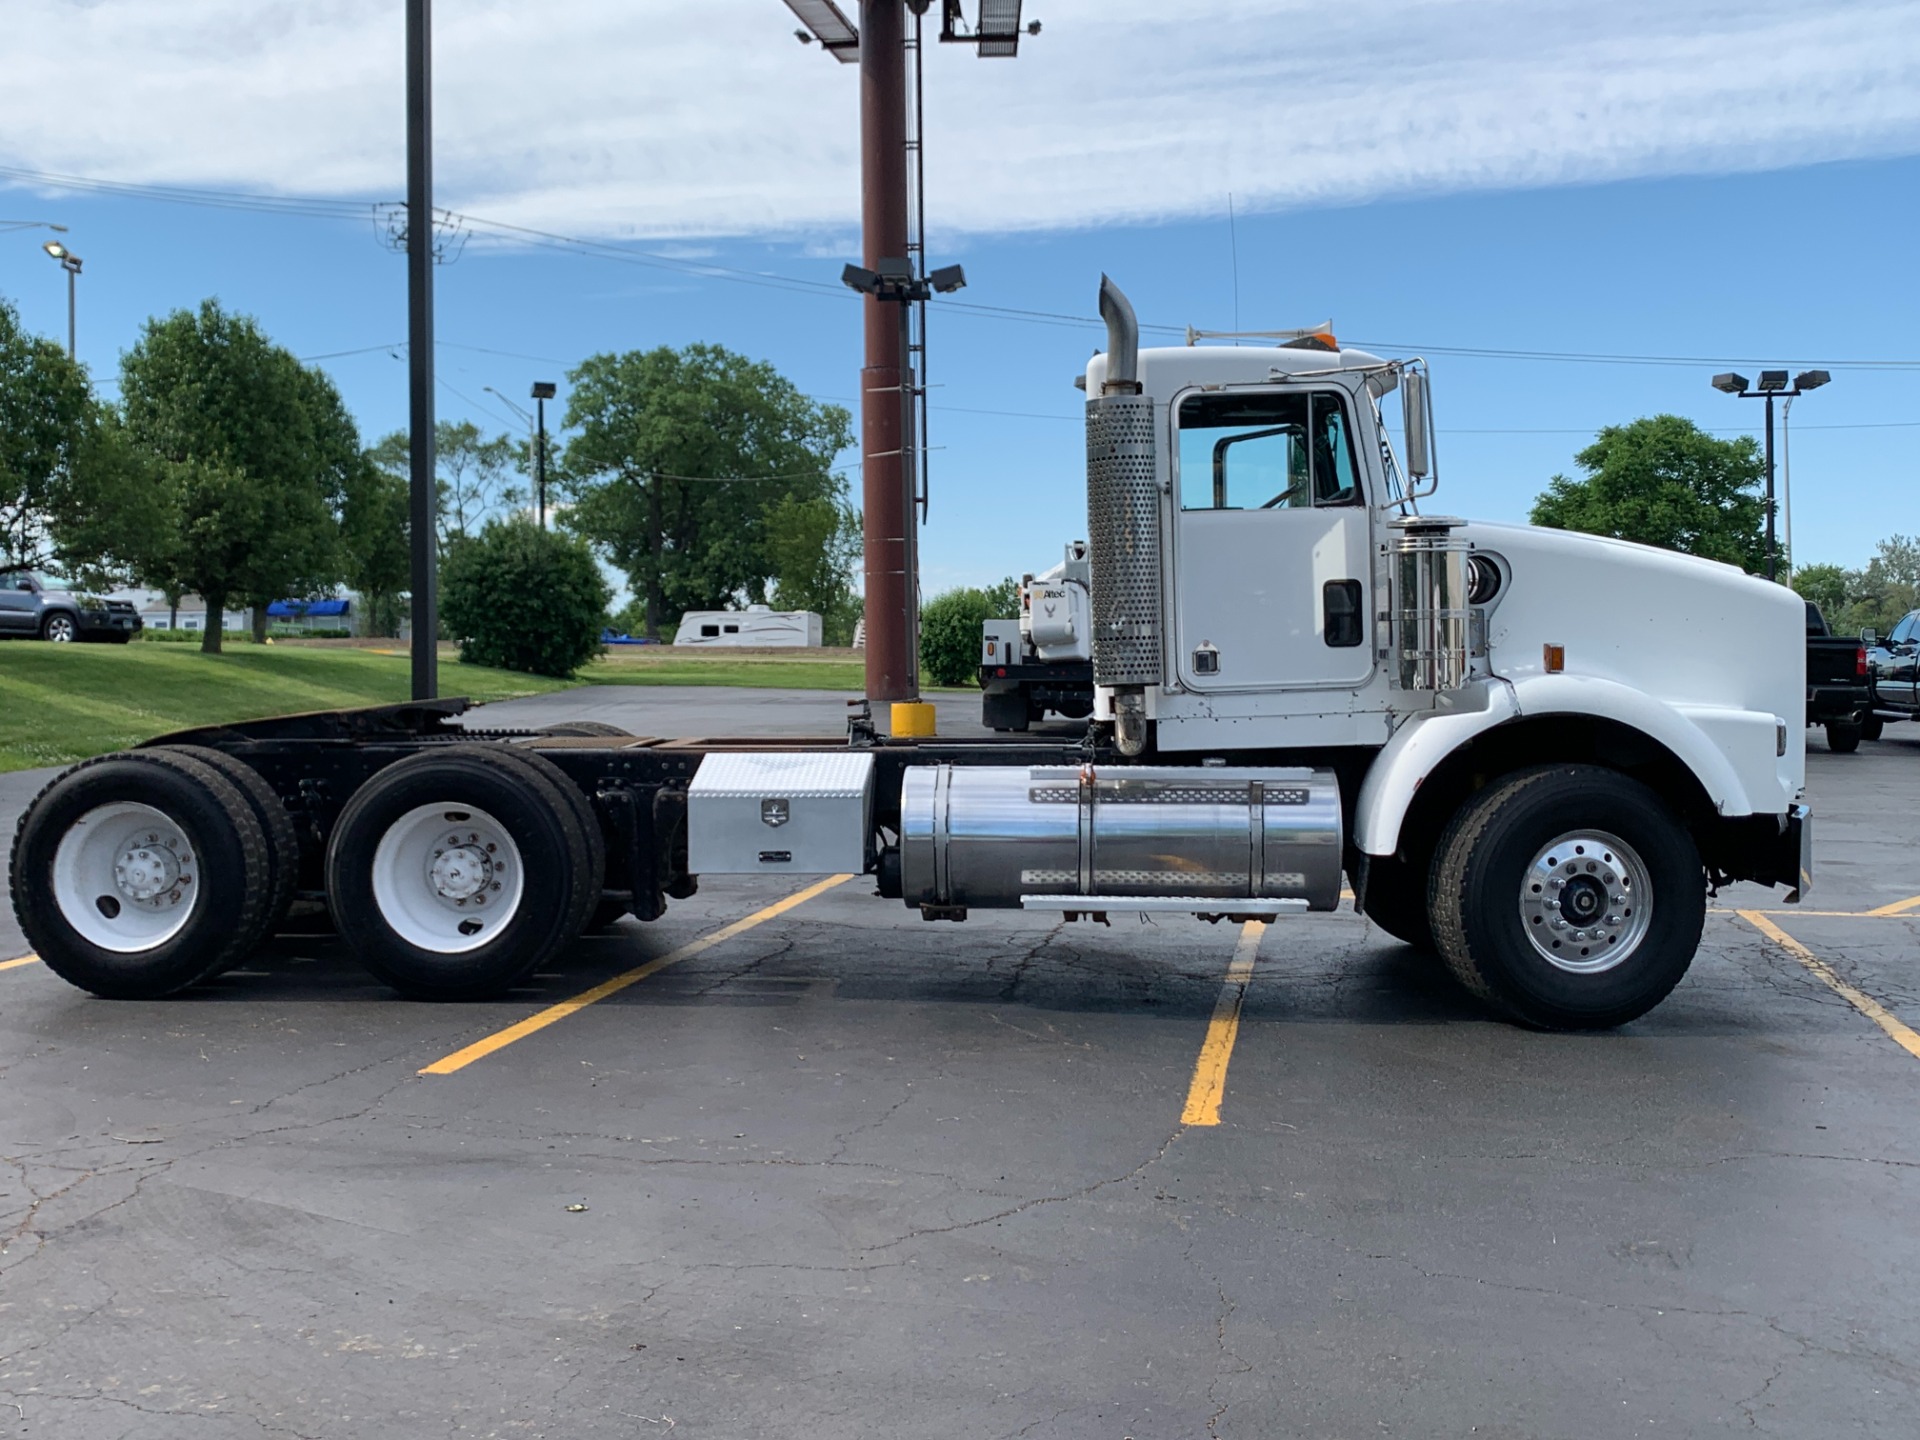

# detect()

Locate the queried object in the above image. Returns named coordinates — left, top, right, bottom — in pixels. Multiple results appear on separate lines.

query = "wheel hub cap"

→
left=114, top=834, right=190, bottom=905
left=1518, top=829, right=1653, bottom=974
left=429, top=836, right=495, bottom=904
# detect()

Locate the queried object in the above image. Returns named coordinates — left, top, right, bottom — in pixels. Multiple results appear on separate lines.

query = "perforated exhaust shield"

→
left=1085, top=394, right=1162, bottom=685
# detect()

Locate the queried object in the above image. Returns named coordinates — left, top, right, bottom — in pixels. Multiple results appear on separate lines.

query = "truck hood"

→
left=1463, top=520, right=1803, bottom=720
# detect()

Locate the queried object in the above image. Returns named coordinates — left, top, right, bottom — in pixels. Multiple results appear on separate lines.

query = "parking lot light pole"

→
left=41, top=242, right=82, bottom=360
left=1710, top=369, right=1831, bottom=582
left=532, top=381, right=556, bottom=529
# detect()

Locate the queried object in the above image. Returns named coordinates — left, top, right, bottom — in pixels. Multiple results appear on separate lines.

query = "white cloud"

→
left=3, top=0, right=1915, bottom=238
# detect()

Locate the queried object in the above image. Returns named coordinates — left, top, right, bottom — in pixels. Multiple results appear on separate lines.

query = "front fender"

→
left=1355, top=674, right=1769, bottom=856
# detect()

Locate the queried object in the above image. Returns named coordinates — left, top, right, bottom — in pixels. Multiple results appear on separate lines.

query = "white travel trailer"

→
left=672, top=605, right=823, bottom=648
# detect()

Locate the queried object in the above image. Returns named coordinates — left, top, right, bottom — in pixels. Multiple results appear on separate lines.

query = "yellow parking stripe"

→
left=1180, top=921, right=1265, bottom=1127
left=0, top=954, right=40, bottom=972
left=419, top=874, right=854, bottom=1076
left=1865, top=894, right=1920, bottom=918
left=1738, top=910, right=1920, bottom=1062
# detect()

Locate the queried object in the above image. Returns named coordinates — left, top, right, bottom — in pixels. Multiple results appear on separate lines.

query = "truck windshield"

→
left=1176, top=390, right=1359, bottom=511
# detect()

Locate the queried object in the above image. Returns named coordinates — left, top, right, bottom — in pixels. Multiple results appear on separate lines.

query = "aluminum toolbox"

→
left=687, top=751, right=874, bottom=875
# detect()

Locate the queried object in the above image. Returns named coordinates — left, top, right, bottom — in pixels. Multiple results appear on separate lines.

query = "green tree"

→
left=339, top=450, right=411, bottom=637
left=1796, top=535, right=1920, bottom=637
left=919, top=579, right=1020, bottom=686
left=120, top=301, right=353, bottom=651
left=1790, top=562, right=1848, bottom=622
left=765, top=494, right=862, bottom=644
left=440, top=516, right=611, bottom=678
left=1531, top=415, right=1768, bottom=571
left=0, top=297, right=160, bottom=583
left=558, top=343, right=853, bottom=639
left=370, top=421, right=522, bottom=546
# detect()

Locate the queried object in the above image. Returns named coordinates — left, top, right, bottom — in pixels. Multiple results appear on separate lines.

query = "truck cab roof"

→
left=1085, top=344, right=1391, bottom=397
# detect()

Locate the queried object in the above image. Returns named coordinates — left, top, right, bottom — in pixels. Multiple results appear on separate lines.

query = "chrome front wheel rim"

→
left=1518, top=829, right=1653, bottom=974
left=370, top=802, right=525, bottom=953
left=51, top=802, right=201, bottom=952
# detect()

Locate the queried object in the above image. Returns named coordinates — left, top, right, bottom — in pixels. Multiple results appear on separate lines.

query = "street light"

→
left=1709, top=367, right=1834, bottom=582
left=41, top=241, right=82, bottom=360
left=1779, top=374, right=1829, bottom=576
left=482, top=383, right=558, bottom=529
left=531, top=381, right=556, bottom=530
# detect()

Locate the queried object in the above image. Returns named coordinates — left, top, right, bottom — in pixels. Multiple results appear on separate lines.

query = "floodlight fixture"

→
left=842, top=263, right=880, bottom=295
left=1711, top=372, right=1748, bottom=394
left=940, top=0, right=1034, bottom=56
left=1794, top=369, right=1831, bottom=392
left=530, top=380, right=557, bottom=400
left=928, top=263, right=967, bottom=294
left=783, top=0, right=859, bottom=61
left=42, top=241, right=68, bottom=261
left=1756, top=370, right=1789, bottom=393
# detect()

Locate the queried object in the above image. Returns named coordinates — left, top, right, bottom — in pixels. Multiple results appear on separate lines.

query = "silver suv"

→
left=0, top=572, right=143, bottom=643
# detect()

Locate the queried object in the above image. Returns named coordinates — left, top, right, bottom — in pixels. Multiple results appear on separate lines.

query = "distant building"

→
left=671, top=605, right=823, bottom=648
left=266, top=597, right=358, bottom=634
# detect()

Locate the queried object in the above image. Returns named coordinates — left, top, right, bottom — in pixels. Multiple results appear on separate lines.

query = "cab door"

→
left=1170, top=386, right=1373, bottom=692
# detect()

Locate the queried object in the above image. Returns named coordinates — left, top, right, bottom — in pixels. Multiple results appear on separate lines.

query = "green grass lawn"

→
left=0, top=643, right=952, bottom=773
left=0, top=644, right=570, bottom=773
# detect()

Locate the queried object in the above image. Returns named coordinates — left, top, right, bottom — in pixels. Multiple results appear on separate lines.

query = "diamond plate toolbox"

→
left=687, top=751, right=874, bottom=875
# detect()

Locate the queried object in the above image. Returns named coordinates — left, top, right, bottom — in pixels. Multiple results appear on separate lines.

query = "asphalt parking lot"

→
left=2, top=696, right=1917, bottom=1438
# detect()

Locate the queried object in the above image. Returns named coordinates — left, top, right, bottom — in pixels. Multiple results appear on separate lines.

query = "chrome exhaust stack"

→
left=1085, top=278, right=1160, bottom=752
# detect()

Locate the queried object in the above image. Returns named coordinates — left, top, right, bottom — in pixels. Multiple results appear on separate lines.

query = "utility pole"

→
left=857, top=0, right=920, bottom=723
left=406, top=0, right=438, bottom=700
left=785, top=0, right=1032, bottom=731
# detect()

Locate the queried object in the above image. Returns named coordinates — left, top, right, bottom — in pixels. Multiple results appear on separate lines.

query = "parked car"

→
left=0, top=572, right=143, bottom=643
left=1864, top=609, right=1920, bottom=739
left=1805, top=601, right=1869, bottom=752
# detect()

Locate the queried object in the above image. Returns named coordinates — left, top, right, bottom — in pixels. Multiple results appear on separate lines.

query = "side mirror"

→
left=1402, top=369, right=1432, bottom=482
left=1861, top=629, right=1877, bottom=647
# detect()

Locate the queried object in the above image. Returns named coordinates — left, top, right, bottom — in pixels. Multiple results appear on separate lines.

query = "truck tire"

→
left=155, top=745, right=300, bottom=942
left=40, top=613, right=76, bottom=643
left=324, top=745, right=599, bottom=999
left=9, top=751, right=273, bottom=998
left=1356, top=852, right=1435, bottom=951
left=492, top=744, right=606, bottom=939
left=535, top=721, right=631, bottom=739
left=1862, top=714, right=1885, bottom=742
left=1428, top=765, right=1704, bottom=1030
left=1825, top=720, right=1863, bottom=753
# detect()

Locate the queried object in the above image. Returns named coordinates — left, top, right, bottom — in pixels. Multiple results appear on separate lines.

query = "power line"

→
left=10, top=162, right=1920, bottom=374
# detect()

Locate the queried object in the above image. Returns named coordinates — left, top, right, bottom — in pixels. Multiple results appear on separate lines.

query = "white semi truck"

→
left=979, top=541, right=1096, bottom=731
left=9, top=278, right=1808, bottom=1029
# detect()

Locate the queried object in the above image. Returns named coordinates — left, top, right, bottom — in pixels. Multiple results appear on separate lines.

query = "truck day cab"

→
left=9, top=279, right=1810, bottom=1030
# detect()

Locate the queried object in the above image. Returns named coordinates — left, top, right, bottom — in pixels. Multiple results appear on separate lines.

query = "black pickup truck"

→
left=1806, top=602, right=1870, bottom=752
left=1863, top=608, right=1920, bottom=740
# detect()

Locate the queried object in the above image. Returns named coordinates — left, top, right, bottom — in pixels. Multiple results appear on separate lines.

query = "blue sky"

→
left=2, top=0, right=1916, bottom=593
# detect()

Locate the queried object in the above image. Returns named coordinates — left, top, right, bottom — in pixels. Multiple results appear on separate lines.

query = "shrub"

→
left=918, top=577, right=1019, bottom=687
left=440, top=517, right=611, bottom=678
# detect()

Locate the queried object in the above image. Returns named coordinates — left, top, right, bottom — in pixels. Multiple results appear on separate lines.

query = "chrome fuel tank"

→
left=900, top=765, right=1342, bottom=911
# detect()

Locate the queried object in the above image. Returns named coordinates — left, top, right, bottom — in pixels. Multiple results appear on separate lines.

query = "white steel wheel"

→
left=51, top=801, right=201, bottom=952
left=324, top=744, right=600, bottom=1000
left=370, top=803, right=526, bottom=954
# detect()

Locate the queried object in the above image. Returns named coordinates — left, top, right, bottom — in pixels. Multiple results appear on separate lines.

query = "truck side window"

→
left=1893, top=615, right=1917, bottom=646
left=1177, top=390, right=1361, bottom=511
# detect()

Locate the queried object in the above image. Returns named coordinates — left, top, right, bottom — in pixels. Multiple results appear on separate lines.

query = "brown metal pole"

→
left=859, top=0, right=916, bottom=704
